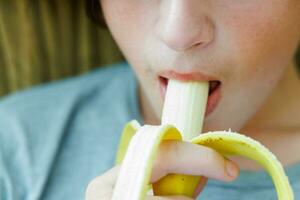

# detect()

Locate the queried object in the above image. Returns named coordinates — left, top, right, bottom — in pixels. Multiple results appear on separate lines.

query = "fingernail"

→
left=226, top=160, right=238, bottom=178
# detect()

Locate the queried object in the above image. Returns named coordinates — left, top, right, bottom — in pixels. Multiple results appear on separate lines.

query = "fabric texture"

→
left=0, top=62, right=142, bottom=200
left=0, top=62, right=299, bottom=200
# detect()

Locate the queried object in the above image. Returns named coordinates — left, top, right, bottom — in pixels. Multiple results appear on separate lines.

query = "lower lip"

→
left=159, top=79, right=221, bottom=117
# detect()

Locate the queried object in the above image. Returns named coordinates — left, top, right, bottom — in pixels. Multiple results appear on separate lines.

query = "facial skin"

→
left=100, top=0, right=300, bottom=133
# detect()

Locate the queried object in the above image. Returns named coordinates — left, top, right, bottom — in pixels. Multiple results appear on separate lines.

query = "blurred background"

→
left=0, top=0, right=124, bottom=97
left=0, top=0, right=299, bottom=97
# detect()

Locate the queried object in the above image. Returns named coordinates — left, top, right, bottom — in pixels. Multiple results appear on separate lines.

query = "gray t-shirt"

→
left=0, top=62, right=299, bottom=200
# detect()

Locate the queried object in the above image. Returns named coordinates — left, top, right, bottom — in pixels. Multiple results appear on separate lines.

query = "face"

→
left=100, top=0, right=300, bottom=132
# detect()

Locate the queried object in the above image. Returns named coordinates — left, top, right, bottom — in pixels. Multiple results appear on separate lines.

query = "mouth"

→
left=158, top=72, right=221, bottom=117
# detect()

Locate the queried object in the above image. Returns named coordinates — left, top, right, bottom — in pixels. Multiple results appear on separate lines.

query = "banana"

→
left=112, top=80, right=294, bottom=200
left=114, top=122, right=293, bottom=200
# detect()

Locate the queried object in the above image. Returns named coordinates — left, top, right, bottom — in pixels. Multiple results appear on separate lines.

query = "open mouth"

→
left=209, top=80, right=221, bottom=95
left=158, top=76, right=221, bottom=117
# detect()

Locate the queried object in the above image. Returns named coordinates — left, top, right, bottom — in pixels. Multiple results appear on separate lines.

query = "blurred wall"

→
left=0, top=0, right=124, bottom=97
left=297, top=49, right=300, bottom=73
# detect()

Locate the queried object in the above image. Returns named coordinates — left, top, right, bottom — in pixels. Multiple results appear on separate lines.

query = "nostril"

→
left=160, top=30, right=212, bottom=52
left=192, top=41, right=206, bottom=49
left=156, top=12, right=215, bottom=52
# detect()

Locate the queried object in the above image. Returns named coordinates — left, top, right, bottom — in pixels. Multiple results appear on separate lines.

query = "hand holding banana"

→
left=110, top=80, right=294, bottom=199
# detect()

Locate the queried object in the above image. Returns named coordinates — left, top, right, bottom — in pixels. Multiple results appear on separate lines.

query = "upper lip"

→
left=158, top=70, right=218, bottom=82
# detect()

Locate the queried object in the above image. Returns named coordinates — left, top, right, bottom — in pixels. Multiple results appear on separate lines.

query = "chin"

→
left=202, top=101, right=255, bottom=133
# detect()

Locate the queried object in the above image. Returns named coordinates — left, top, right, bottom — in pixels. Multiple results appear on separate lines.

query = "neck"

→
left=241, top=61, right=300, bottom=132
left=237, top=61, right=300, bottom=170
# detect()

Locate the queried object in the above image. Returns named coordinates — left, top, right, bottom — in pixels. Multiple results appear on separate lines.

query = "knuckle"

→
left=199, top=144, right=217, bottom=155
left=165, top=140, right=183, bottom=172
left=152, top=141, right=182, bottom=181
left=156, top=141, right=178, bottom=166
left=205, top=147, right=222, bottom=162
left=198, top=145, right=223, bottom=164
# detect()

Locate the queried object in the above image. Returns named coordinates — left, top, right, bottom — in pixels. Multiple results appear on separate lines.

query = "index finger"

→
left=151, top=141, right=239, bottom=182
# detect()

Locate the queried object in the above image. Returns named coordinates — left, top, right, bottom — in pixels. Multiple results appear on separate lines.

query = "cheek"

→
left=101, top=0, right=156, bottom=42
left=220, top=2, right=299, bottom=80
left=101, top=0, right=144, bottom=50
left=101, top=0, right=154, bottom=71
left=101, top=0, right=162, bottom=115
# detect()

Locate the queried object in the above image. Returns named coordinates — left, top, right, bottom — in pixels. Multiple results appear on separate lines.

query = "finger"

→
left=146, top=195, right=193, bottom=200
left=85, top=165, right=120, bottom=200
left=151, top=141, right=239, bottom=182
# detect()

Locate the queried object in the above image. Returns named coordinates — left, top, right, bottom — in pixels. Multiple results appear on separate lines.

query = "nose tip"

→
left=156, top=2, right=214, bottom=52
left=160, top=26, right=212, bottom=51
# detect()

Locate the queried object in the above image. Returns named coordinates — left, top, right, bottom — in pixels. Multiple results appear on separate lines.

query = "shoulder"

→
left=0, top=62, right=135, bottom=142
left=0, top=61, right=136, bottom=135
left=0, top=62, right=134, bottom=119
left=0, top=62, right=138, bottom=198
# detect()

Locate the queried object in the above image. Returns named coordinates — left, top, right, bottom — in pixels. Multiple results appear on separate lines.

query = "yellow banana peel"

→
left=114, top=121, right=293, bottom=200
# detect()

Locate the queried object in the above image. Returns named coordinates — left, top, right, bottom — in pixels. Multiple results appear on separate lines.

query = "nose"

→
left=156, top=0, right=214, bottom=52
